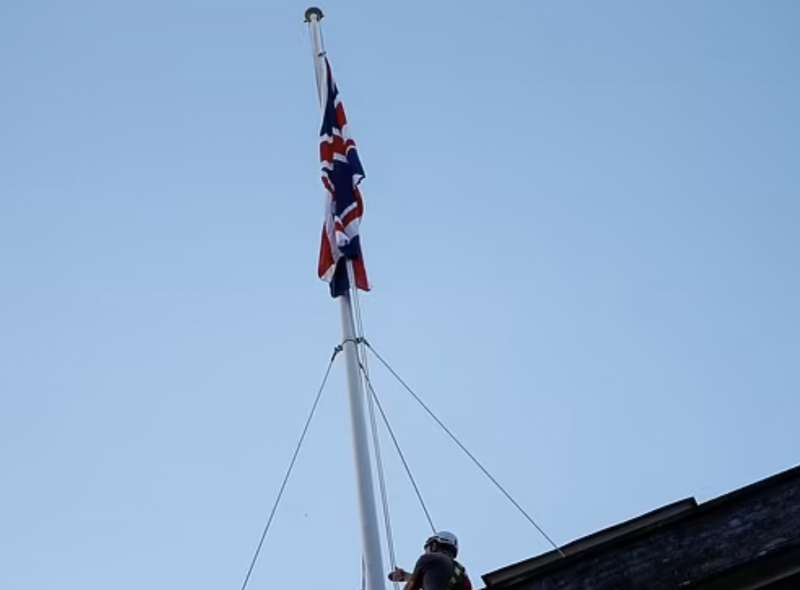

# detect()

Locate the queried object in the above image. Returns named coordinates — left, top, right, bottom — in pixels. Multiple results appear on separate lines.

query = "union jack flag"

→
left=317, top=57, right=370, bottom=298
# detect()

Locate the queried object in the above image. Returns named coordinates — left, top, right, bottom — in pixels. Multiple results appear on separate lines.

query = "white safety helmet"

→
left=425, top=531, right=459, bottom=556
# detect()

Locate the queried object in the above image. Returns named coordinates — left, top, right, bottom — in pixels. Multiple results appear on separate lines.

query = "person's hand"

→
left=388, top=568, right=409, bottom=582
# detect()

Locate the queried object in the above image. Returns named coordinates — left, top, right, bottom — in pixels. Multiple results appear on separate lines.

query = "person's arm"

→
left=388, top=568, right=410, bottom=582
left=387, top=568, right=420, bottom=590
left=389, top=554, right=429, bottom=590
left=403, top=572, right=421, bottom=590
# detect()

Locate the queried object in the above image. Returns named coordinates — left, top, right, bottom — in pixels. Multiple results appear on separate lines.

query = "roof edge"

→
left=482, top=498, right=697, bottom=587
left=482, top=463, right=800, bottom=589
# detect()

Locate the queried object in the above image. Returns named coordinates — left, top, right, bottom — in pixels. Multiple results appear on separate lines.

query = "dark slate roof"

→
left=482, top=464, right=800, bottom=590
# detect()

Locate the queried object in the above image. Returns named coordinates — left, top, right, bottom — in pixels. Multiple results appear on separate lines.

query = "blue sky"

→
left=1, top=1, right=798, bottom=588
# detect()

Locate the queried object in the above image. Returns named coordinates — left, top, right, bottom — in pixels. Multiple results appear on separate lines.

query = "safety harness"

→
left=447, top=560, right=467, bottom=590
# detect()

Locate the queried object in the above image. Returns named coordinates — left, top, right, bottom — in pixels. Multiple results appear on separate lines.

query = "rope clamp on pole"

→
left=331, top=337, right=366, bottom=361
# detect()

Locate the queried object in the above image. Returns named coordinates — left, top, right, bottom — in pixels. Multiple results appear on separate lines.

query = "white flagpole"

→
left=305, top=8, right=386, bottom=590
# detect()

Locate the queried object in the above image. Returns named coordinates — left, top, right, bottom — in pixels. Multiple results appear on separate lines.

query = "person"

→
left=387, top=531, right=472, bottom=590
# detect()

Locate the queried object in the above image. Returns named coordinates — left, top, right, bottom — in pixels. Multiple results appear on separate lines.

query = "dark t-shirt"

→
left=409, top=553, right=471, bottom=590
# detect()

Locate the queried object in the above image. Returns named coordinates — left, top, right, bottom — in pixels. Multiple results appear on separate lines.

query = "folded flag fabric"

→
left=317, top=57, right=370, bottom=298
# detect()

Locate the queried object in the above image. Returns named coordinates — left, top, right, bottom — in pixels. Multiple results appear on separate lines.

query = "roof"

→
left=482, top=464, right=800, bottom=589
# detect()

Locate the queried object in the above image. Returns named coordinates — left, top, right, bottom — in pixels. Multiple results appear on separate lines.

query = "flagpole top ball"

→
left=304, top=7, right=324, bottom=22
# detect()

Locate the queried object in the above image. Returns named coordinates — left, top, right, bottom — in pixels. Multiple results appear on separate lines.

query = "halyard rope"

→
left=349, top=278, right=400, bottom=589
left=358, top=361, right=437, bottom=533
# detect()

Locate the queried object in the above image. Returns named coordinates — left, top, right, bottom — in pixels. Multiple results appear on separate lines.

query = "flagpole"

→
left=305, top=8, right=386, bottom=590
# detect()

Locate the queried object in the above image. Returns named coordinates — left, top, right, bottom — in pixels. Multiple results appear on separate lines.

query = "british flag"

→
left=317, top=57, right=370, bottom=298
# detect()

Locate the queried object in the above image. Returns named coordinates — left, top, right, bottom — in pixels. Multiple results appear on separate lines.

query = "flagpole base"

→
left=305, top=6, right=324, bottom=22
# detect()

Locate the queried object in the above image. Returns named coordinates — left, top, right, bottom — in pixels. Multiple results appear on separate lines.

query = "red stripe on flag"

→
left=335, top=103, right=348, bottom=128
left=318, top=228, right=335, bottom=279
left=341, top=205, right=363, bottom=229
left=353, top=257, right=370, bottom=291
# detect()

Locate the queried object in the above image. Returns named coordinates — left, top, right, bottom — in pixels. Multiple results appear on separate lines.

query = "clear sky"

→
left=1, top=1, right=798, bottom=588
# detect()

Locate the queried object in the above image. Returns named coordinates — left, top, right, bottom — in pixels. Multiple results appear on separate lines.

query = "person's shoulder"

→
left=413, top=552, right=436, bottom=570
left=413, top=551, right=450, bottom=571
